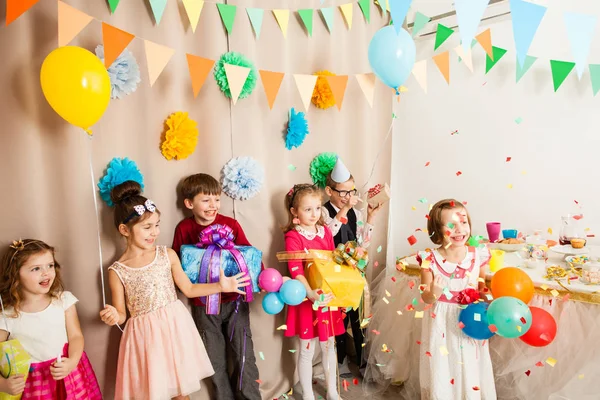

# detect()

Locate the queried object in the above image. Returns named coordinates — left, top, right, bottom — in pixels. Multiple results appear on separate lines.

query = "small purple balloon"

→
left=258, top=268, right=283, bottom=293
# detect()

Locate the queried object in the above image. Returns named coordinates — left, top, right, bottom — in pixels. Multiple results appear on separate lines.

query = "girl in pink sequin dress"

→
left=99, top=181, right=251, bottom=400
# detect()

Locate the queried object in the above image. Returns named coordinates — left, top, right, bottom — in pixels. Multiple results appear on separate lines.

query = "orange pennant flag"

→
left=259, top=70, right=285, bottom=109
left=6, top=0, right=39, bottom=25
left=58, top=1, right=93, bottom=47
left=432, top=51, right=450, bottom=84
left=325, top=75, right=349, bottom=110
left=101, top=23, right=135, bottom=68
left=186, top=54, right=215, bottom=98
left=475, top=28, right=493, bottom=61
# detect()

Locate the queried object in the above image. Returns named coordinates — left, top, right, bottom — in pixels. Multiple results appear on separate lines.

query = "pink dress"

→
left=108, top=246, right=214, bottom=400
left=284, top=226, right=345, bottom=341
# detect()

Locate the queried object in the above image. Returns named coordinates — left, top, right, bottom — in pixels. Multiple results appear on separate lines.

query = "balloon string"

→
left=86, top=133, right=124, bottom=333
left=361, top=117, right=396, bottom=191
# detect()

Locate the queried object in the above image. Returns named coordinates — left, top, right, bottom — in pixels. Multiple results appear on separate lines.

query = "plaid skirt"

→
left=22, top=344, right=102, bottom=400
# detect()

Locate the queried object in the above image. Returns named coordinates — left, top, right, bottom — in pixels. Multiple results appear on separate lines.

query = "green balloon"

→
left=487, top=296, right=532, bottom=338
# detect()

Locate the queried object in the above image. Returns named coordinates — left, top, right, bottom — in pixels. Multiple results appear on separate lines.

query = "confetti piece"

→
left=506, top=157, right=512, bottom=162
left=414, top=311, right=424, bottom=319
left=418, top=284, right=427, bottom=292
left=408, top=281, right=415, bottom=289
left=397, top=310, right=403, bottom=315
left=447, top=222, right=455, bottom=229
left=391, top=276, right=397, bottom=282
left=342, top=380, right=349, bottom=391
left=418, top=198, right=428, bottom=204
left=425, top=161, right=430, bottom=167
left=375, top=363, right=386, bottom=367
left=450, top=129, right=459, bottom=135
left=287, top=388, right=293, bottom=395
left=473, top=313, right=481, bottom=322
left=287, top=164, right=296, bottom=171
left=525, top=370, right=531, bottom=376
left=520, top=317, right=527, bottom=324
left=407, top=235, right=417, bottom=246
left=381, top=344, right=388, bottom=352
left=371, top=329, right=380, bottom=335
left=473, top=386, right=480, bottom=391
left=256, top=379, right=262, bottom=384
left=521, top=170, right=527, bottom=175
left=412, top=206, right=417, bottom=210
left=456, top=171, right=462, bottom=176
left=507, top=184, right=513, bottom=189
left=548, top=228, right=553, bottom=235
left=334, top=264, right=341, bottom=273
left=540, top=284, right=549, bottom=291
left=377, top=245, right=382, bottom=253
left=515, top=117, right=523, bottom=124
left=385, top=290, right=391, bottom=297
left=578, top=374, right=584, bottom=380
left=277, top=325, right=288, bottom=330
left=440, top=346, right=449, bottom=356
left=516, top=326, right=522, bottom=332
left=546, top=357, right=557, bottom=367
left=288, top=349, right=297, bottom=353
left=360, top=319, right=370, bottom=328
left=535, top=361, right=544, bottom=367
left=425, top=351, right=432, bottom=357
left=458, top=322, right=465, bottom=329
left=353, top=378, right=359, bottom=385
left=450, top=378, right=455, bottom=385
left=259, top=352, right=265, bottom=360
left=550, top=289, right=559, bottom=297
left=443, top=287, right=453, bottom=300
left=382, top=297, right=389, bottom=304
left=488, top=324, right=498, bottom=333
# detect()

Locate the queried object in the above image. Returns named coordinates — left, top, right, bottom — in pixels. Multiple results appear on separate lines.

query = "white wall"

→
left=388, top=0, right=600, bottom=269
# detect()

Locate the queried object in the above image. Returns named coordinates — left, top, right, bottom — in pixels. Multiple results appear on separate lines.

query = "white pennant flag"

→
left=224, top=64, right=251, bottom=105
left=412, top=60, right=428, bottom=93
left=454, top=45, right=473, bottom=73
left=293, top=74, right=318, bottom=111
left=355, top=73, right=376, bottom=107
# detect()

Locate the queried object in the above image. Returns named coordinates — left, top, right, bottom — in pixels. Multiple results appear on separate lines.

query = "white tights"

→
left=298, top=337, right=339, bottom=400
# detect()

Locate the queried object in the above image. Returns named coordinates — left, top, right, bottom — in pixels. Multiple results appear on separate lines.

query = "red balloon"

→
left=519, top=306, right=557, bottom=347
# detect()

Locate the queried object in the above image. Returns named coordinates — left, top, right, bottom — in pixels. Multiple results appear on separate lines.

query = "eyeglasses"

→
left=331, top=188, right=357, bottom=198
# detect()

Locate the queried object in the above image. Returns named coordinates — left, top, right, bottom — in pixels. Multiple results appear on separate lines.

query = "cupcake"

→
left=571, top=238, right=586, bottom=249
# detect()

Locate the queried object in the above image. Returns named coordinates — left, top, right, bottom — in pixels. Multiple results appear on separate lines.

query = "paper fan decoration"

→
left=97, top=157, right=144, bottom=206
left=310, top=152, right=337, bottom=188
left=95, top=45, right=141, bottom=99
left=221, top=156, right=264, bottom=200
left=285, top=108, right=309, bottom=150
left=311, top=70, right=336, bottom=109
left=213, top=52, right=258, bottom=100
left=161, top=111, right=199, bottom=160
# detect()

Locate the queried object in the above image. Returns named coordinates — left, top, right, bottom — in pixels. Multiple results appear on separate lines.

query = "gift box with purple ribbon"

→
left=181, top=224, right=262, bottom=314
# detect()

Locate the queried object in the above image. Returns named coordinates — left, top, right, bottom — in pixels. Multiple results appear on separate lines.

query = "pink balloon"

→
left=258, top=268, right=283, bottom=292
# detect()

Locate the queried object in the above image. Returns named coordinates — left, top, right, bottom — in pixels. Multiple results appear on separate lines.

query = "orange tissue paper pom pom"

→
left=311, top=70, right=336, bottom=110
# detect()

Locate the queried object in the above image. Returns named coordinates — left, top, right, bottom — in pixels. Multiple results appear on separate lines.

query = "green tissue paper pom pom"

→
left=213, top=51, right=257, bottom=100
left=310, top=152, right=338, bottom=188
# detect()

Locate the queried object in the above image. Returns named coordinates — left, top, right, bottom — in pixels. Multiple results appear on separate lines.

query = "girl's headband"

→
left=122, top=199, right=157, bottom=224
left=8, top=239, right=43, bottom=267
left=287, top=184, right=317, bottom=206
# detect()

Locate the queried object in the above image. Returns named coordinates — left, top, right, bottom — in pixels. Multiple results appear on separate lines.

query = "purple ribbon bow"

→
left=196, top=224, right=253, bottom=315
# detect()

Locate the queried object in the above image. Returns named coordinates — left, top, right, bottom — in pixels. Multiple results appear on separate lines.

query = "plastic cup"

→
left=502, top=229, right=518, bottom=239
left=489, top=249, right=505, bottom=273
left=486, top=222, right=501, bottom=243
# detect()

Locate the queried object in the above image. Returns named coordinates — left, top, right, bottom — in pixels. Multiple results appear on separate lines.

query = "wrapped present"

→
left=367, top=183, right=391, bottom=208
left=181, top=224, right=262, bottom=314
left=0, top=339, right=31, bottom=400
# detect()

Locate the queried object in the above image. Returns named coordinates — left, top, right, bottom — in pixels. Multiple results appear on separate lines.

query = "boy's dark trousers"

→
left=336, top=308, right=364, bottom=367
left=192, top=300, right=261, bottom=400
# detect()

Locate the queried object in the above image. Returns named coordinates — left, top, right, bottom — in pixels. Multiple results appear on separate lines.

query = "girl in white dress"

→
left=418, top=199, right=496, bottom=400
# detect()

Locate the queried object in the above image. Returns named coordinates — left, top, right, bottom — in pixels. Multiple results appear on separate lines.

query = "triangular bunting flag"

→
left=355, top=73, right=376, bottom=107
left=589, top=64, right=600, bottom=96
left=411, top=59, right=428, bottom=93
left=246, top=8, right=264, bottom=38
left=454, top=45, right=473, bottom=72
left=293, top=74, right=318, bottom=111
left=412, top=11, right=430, bottom=37
left=358, top=0, right=371, bottom=23
left=298, top=9, right=314, bottom=36
left=259, top=70, right=285, bottom=109
left=432, top=52, right=450, bottom=84
left=516, top=55, right=537, bottom=83
left=6, top=0, right=39, bottom=25
left=389, top=0, right=411, bottom=34
left=107, top=0, right=120, bottom=14
left=339, top=3, right=353, bottom=30
left=321, top=8, right=334, bottom=33
left=564, top=12, right=597, bottom=79
left=149, top=0, right=168, bottom=25
left=224, top=64, right=251, bottom=105
left=102, top=23, right=135, bottom=68
left=485, top=46, right=507, bottom=74
left=455, top=0, right=490, bottom=52
left=550, top=60, right=575, bottom=92
left=475, top=28, right=493, bottom=60
left=216, top=3, right=236, bottom=34
left=272, top=10, right=290, bottom=38
left=58, top=1, right=93, bottom=47
left=144, top=40, right=175, bottom=86
left=325, top=75, right=349, bottom=110
left=434, top=24, right=454, bottom=51
left=182, top=0, right=204, bottom=33
left=186, top=54, right=214, bottom=98
left=510, top=0, right=547, bottom=67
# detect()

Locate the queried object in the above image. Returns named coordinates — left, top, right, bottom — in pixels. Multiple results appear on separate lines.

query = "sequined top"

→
left=108, top=246, right=177, bottom=318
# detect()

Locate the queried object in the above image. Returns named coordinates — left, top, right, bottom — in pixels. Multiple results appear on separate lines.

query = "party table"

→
left=363, top=246, right=600, bottom=400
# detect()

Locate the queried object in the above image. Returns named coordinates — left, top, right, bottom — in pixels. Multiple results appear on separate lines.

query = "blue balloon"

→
left=368, top=26, right=416, bottom=92
left=279, top=279, right=307, bottom=306
left=459, top=302, right=495, bottom=340
left=262, top=292, right=284, bottom=315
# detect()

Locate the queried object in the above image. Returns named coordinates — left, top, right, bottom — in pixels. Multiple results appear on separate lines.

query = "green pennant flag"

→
left=589, top=64, right=600, bottom=96
left=108, top=0, right=120, bottom=13
left=485, top=46, right=507, bottom=74
left=246, top=8, right=264, bottom=39
left=321, top=7, right=334, bottom=33
left=412, top=11, right=430, bottom=37
left=516, top=55, right=537, bottom=83
left=298, top=9, right=314, bottom=36
left=149, top=0, right=168, bottom=24
left=216, top=3, right=236, bottom=34
left=434, top=24, right=454, bottom=50
left=358, top=0, right=371, bottom=23
left=550, top=60, right=575, bottom=92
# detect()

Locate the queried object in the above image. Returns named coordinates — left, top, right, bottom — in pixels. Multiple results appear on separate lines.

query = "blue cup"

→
left=502, top=229, right=518, bottom=239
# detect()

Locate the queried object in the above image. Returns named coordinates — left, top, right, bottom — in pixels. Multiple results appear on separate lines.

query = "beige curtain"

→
left=0, top=1, right=392, bottom=398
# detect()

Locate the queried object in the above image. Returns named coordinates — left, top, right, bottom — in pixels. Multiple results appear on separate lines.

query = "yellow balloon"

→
left=40, top=46, right=111, bottom=130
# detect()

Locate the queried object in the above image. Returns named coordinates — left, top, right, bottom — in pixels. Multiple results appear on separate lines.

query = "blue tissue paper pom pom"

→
left=285, top=108, right=309, bottom=150
left=97, top=157, right=144, bottom=206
